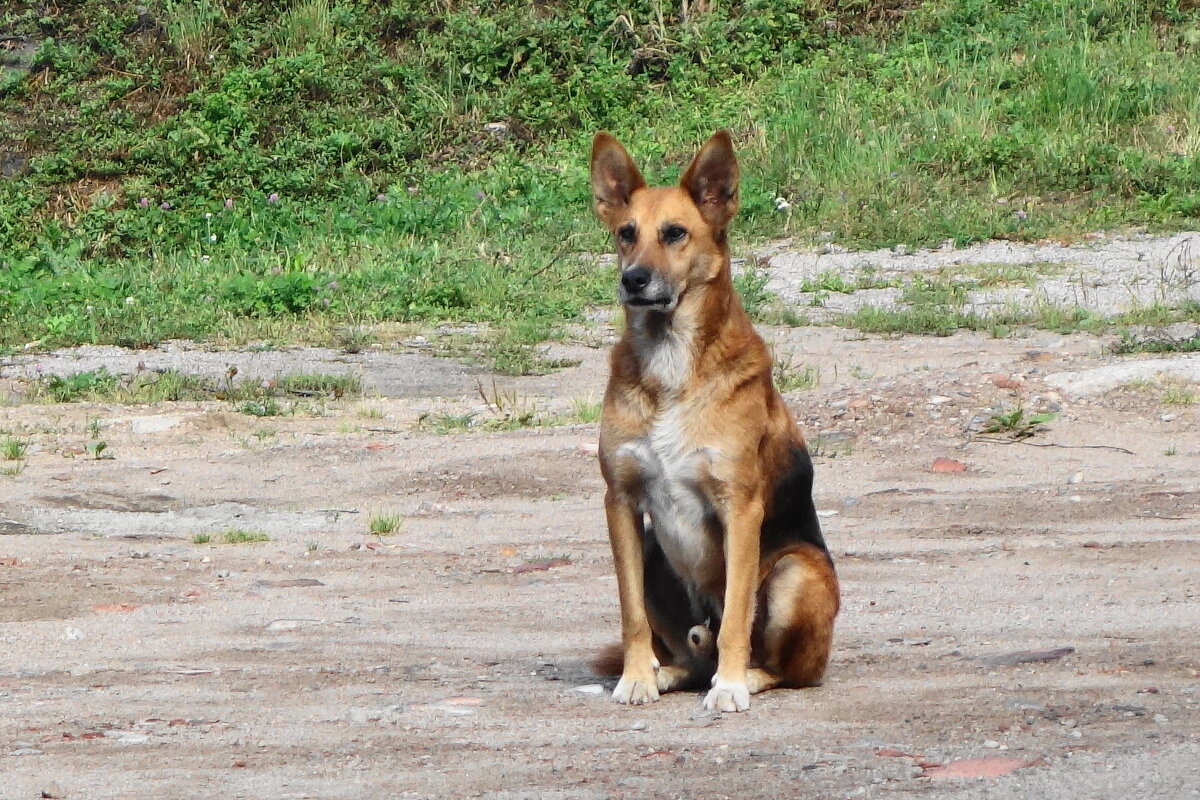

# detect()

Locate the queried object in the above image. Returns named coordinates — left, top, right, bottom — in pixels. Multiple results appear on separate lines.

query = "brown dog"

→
left=591, top=130, right=839, bottom=712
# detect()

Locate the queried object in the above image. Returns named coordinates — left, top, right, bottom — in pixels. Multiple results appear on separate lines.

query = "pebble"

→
left=10, top=747, right=43, bottom=756
left=629, top=720, right=647, bottom=731
left=116, top=733, right=150, bottom=745
left=574, top=684, right=605, bottom=695
left=1067, top=471, right=1084, bottom=484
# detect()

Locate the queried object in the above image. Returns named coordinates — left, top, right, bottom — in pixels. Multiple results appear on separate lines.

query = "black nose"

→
left=621, top=266, right=652, bottom=294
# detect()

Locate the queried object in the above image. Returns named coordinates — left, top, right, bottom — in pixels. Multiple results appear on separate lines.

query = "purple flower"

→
left=475, top=190, right=487, bottom=201
left=138, top=197, right=149, bottom=208
left=1015, top=209, right=1028, bottom=221
left=267, top=192, right=280, bottom=203
left=224, top=198, right=234, bottom=209
left=160, top=201, right=172, bottom=211
left=327, top=281, right=339, bottom=290
left=321, top=297, right=331, bottom=307
left=375, top=193, right=387, bottom=203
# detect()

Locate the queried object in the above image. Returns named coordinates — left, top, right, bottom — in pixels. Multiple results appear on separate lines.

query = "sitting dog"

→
left=591, top=130, right=839, bottom=712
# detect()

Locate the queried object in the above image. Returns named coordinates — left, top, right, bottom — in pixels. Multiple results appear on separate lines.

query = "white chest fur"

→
left=617, top=402, right=723, bottom=592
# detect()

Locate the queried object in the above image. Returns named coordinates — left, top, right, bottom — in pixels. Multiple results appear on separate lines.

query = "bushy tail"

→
left=591, top=642, right=624, bottom=676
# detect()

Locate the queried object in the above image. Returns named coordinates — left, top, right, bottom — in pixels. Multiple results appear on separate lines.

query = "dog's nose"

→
left=621, top=266, right=652, bottom=294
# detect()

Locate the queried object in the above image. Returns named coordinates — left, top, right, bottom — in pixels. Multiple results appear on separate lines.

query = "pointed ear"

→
left=681, top=130, right=740, bottom=228
left=591, top=132, right=645, bottom=227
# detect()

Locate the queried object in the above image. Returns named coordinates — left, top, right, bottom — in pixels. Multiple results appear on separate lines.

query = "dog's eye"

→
left=662, top=225, right=687, bottom=245
left=617, top=224, right=636, bottom=244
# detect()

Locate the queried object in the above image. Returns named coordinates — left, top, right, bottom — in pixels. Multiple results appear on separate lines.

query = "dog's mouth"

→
left=624, top=296, right=673, bottom=309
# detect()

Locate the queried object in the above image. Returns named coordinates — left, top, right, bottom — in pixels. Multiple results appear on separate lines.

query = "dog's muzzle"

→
left=619, top=265, right=675, bottom=309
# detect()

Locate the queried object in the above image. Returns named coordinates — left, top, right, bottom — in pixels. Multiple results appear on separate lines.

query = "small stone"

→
left=1153, top=714, right=1168, bottom=723
left=63, top=627, right=85, bottom=641
left=1061, top=718, right=1078, bottom=728
left=929, top=395, right=952, bottom=405
left=10, top=747, right=43, bottom=756
left=117, top=733, right=150, bottom=745
left=629, top=720, right=648, bottom=731
left=983, top=740, right=1001, bottom=749
left=574, top=684, right=605, bottom=694
left=816, top=509, right=840, bottom=518
left=1067, top=472, right=1084, bottom=484
left=930, top=457, right=968, bottom=473
left=1161, top=413, right=1178, bottom=422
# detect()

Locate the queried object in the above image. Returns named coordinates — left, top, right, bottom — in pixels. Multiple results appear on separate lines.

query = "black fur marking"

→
left=761, top=445, right=828, bottom=556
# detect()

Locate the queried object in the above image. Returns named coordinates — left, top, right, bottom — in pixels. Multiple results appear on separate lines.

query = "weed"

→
left=983, top=405, right=1057, bottom=439
left=239, top=397, right=287, bottom=417
left=191, top=532, right=213, bottom=544
left=220, top=528, right=270, bottom=544
left=773, top=358, right=820, bottom=393
left=0, top=463, right=25, bottom=477
left=335, top=325, right=375, bottom=354
left=571, top=396, right=603, bottom=424
left=357, top=406, right=384, bottom=420
left=1162, top=385, right=1197, bottom=405
left=39, top=370, right=120, bottom=403
left=274, top=373, right=362, bottom=398
left=368, top=513, right=403, bottom=536
left=2, top=438, right=27, bottom=461
left=86, top=441, right=112, bottom=460
left=415, top=411, right=477, bottom=434
left=1165, top=444, right=1178, bottom=456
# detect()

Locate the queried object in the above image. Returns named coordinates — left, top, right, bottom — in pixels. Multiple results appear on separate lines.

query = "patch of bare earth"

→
left=2, top=310, right=1198, bottom=796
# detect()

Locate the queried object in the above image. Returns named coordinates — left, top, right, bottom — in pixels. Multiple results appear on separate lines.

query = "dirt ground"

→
left=2, top=254, right=1200, bottom=798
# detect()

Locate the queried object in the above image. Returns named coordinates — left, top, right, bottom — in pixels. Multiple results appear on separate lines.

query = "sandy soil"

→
left=2, top=252, right=1199, bottom=798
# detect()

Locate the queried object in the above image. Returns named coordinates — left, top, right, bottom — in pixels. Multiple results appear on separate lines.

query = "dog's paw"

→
left=613, top=672, right=660, bottom=705
left=702, top=678, right=750, bottom=712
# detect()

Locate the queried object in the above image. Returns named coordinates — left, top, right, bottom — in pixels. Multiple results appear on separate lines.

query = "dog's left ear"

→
left=681, top=130, right=740, bottom=228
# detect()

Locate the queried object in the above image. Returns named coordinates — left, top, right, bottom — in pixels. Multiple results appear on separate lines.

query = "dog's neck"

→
left=624, top=266, right=744, bottom=396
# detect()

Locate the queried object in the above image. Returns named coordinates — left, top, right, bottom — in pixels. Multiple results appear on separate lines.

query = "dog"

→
left=590, top=130, right=839, bottom=712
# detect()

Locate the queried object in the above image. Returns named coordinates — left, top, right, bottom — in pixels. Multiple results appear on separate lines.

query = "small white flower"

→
left=201, top=255, right=211, bottom=263
left=125, top=296, right=135, bottom=306
left=209, top=234, right=217, bottom=242
left=774, top=196, right=791, bottom=211
left=205, top=212, right=213, bottom=219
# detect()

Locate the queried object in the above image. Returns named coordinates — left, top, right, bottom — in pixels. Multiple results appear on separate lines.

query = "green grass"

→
left=27, top=367, right=360, bottom=408
left=2, top=437, right=27, bottom=460
left=368, top=513, right=403, bottom=536
left=219, top=528, right=270, bottom=544
left=3, top=1, right=1200, bottom=360
left=773, top=359, right=821, bottom=392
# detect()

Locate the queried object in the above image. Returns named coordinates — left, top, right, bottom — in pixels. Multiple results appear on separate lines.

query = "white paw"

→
left=703, top=678, right=750, bottom=712
left=613, top=673, right=660, bottom=705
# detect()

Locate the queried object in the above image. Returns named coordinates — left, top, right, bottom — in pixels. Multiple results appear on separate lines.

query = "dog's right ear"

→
left=591, top=132, right=645, bottom=227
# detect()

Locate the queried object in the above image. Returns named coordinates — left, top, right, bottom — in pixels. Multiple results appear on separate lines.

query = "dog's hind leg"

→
left=752, top=544, right=840, bottom=691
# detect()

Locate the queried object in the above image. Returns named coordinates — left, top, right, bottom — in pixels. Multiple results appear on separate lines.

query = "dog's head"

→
left=590, top=131, right=740, bottom=314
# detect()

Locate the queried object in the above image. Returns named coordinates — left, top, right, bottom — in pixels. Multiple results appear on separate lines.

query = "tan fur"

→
left=591, top=131, right=839, bottom=712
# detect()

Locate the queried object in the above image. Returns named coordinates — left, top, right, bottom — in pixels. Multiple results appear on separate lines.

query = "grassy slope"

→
left=1, top=0, right=1198, bottom=361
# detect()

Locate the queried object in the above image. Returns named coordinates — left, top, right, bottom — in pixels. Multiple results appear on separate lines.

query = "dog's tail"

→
left=591, top=642, right=624, bottom=676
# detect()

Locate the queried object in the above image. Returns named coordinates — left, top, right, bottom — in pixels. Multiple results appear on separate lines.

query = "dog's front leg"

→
left=704, top=494, right=764, bottom=712
left=604, top=490, right=660, bottom=704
